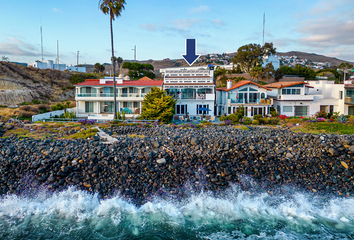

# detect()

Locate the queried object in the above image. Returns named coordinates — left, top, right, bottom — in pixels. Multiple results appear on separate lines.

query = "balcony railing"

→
left=172, top=93, right=214, bottom=100
left=77, top=93, right=147, bottom=98
left=345, top=97, right=354, bottom=104
left=230, top=99, right=273, bottom=105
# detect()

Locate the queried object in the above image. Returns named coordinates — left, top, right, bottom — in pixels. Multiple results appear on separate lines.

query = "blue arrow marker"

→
left=182, top=39, right=200, bottom=66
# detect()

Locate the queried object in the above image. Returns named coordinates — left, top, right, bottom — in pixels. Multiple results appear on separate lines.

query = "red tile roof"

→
left=216, top=80, right=271, bottom=92
left=136, top=76, right=154, bottom=81
left=74, top=79, right=163, bottom=87
left=265, top=81, right=314, bottom=89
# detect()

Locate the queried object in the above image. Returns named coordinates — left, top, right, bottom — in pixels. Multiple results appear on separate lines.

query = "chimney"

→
left=227, top=80, right=232, bottom=89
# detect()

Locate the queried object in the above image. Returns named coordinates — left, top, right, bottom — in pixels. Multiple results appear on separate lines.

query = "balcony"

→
left=173, top=93, right=214, bottom=100
left=229, top=98, right=273, bottom=105
left=76, top=93, right=147, bottom=99
left=279, top=95, right=314, bottom=101
left=345, top=97, right=354, bottom=104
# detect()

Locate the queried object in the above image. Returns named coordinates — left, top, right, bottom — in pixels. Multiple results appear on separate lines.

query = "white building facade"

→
left=216, top=80, right=273, bottom=117
left=75, top=76, right=163, bottom=119
left=266, top=82, right=315, bottom=117
left=162, top=66, right=216, bottom=118
left=262, top=55, right=280, bottom=70
left=28, top=60, right=86, bottom=72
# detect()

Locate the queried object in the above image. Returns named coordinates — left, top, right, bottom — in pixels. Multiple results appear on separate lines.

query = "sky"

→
left=0, top=0, right=353, bottom=65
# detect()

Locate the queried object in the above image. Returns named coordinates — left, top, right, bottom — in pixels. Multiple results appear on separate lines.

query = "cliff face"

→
left=0, top=62, right=75, bottom=106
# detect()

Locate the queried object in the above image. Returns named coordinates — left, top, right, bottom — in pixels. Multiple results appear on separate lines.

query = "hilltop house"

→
left=162, top=66, right=216, bottom=119
left=216, top=80, right=273, bottom=117
left=74, top=76, right=163, bottom=119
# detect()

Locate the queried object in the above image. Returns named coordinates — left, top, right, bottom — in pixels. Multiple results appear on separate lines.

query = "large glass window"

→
left=295, top=106, right=308, bottom=117
left=181, top=89, right=196, bottom=99
left=249, top=93, right=258, bottom=103
left=176, top=104, right=187, bottom=114
left=282, top=88, right=300, bottom=95
left=85, top=102, right=94, bottom=113
left=102, top=102, right=114, bottom=113
left=283, top=106, right=292, bottom=113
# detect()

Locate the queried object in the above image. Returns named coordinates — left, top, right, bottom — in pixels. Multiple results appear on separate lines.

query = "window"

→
left=261, top=93, right=265, bottom=99
left=295, top=106, right=308, bottom=117
left=340, top=91, right=343, bottom=99
left=85, top=102, right=94, bottom=113
left=249, top=87, right=258, bottom=91
left=330, top=105, right=334, bottom=114
left=282, top=88, right=300, bottom=95
left=133, top=102, right=139, bottom=108
left=176, top=104, right=187, bottom=114
left=239, top=87, right=247, bottom=91
left=283, top=106, right=292, bottom=113
left=129, top=87, right=138, bottom=93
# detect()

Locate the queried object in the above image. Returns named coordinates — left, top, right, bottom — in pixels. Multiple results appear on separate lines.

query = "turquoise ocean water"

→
left=0, top=185, right=354, bottom=239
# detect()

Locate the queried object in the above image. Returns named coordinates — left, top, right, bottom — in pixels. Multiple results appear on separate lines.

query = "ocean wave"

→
left=0, top=186, right=353, bottom=239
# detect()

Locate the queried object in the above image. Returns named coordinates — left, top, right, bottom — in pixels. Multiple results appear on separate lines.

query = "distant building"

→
left=28, top=60, right=86, bottom=72
left=262, top=55, right=280, bottom=70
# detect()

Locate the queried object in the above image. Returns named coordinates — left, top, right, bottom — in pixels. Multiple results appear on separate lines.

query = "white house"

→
left=216, top=80, right=273, bottom=117
left=265, top=81, right=315, bottom=117
left=305, top=80, right=351, bottom=115
left=162, top=66, right=215, bottom=118
left=74, top=76, right=163, bottom=119
left=262, top=55, right=280, bottom=70
left=28, top=60, right=86, bottom=72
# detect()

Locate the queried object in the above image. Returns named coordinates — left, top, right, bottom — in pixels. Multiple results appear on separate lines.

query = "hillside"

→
left=0, top=61, right=75, bottom=106
left=276, top=51, right=353, bottom=66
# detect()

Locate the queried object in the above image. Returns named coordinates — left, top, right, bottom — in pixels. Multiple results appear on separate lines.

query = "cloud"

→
left=213, top=19, right=225, bottom=26
left=190, top=5, right=211, bottom=14
left=0, top=37, right=54, bottom=58
left=297, top=18, right=354, bottom=47
left=139, top=23, right=157, bottom=32
left=173, top=18, right=204, bottom=30
left=53, top=8, right=63, bottom=14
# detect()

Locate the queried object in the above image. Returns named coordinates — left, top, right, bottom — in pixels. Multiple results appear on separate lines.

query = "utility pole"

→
left=262, top=13, right=265, bottom=46
left=57, top=40, right=59, bottom=70
left=132, top=45, right=136, bottom=62
left=40, top=26, right=44, bottom=62
left=77, top=51, right=79, bottom=72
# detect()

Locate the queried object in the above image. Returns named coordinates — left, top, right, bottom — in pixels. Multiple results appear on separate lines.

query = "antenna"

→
left=132, top=45, right=136, bottom=62
left=57, top=40, right=59, bottom=70
left=262, top=13, right=266, bottom=46
left=40, top=26, right=44, bottom=62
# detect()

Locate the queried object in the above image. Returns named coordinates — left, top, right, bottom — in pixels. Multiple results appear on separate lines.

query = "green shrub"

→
left=66, top=128, right=99, bottom=139
left=240, top=126, right=249, bottom=130
left=0, top=105, right=7, bottom=108
left=21, top=102, right=31, bottom=105
left=252, top=120, right=259, bottom=125
left=62, top=87, right=66, bottom=91
left=243, top=117, right=252, bottom=125
left=268, top=118, right=280, bottom=125
left=32, top=99, right=41, bottom=104
left=253, top=114, right=263, bottom=121
left=285, top=118, right=302, bottom=124
left=51, top=103, right=65, bottom=111
left=67, top=86, right=75, bottom=90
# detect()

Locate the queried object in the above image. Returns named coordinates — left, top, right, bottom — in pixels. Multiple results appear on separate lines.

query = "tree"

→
left=274, top=66, right=295, bottom=81
left=338, top=62, right=354, bottom=82
left=293, top=64, right=316, bottom=80
left=1, top=56, right=9, bottom=62
left=94, top=63, right=105, bottom=74
left=262, top=63, right=275, bottom=79
left=122, top=61, right=155, bottom=79
left=140, top=87, right=177, bottom=123
left=249, top=66, right=263, bottom=82
left=117, top=57, right=123, bottom=76
left=99, top=0, right=126, bottom=120
left=232, top=42, right=276, bottom=73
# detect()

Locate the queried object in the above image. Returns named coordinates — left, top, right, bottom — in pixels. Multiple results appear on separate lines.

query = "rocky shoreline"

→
left=0, top=125, right=354, bottom=204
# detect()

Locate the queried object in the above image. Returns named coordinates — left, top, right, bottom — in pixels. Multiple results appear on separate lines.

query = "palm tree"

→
left=117, top=57, right=123, bottom=75
left=99, top=0, right=126, bottom=120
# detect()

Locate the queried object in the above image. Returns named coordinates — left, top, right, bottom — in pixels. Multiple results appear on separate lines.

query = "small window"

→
left=249, top=87, right=258, bottom=91
left=283, top=106, right=292, bottom=112
left=239, top=88, right=247, bottom=92
left=340, top=91, right=343, bottom=99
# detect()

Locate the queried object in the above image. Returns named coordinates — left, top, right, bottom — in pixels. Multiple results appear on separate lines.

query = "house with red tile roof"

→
left=265, top=81, right=315, bottom=117
left=216, top=80, right=273, bottom=117
left=74, top=76, right=163, bottom=119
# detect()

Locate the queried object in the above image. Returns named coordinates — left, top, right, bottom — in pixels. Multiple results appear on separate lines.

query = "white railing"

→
left=76, top=93, right=147, bottom=98
left=279, top=95, right=314, bottom=101
left=32, top=108, right=76, bottom=122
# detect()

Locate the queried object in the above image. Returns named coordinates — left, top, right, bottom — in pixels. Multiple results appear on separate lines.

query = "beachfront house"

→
left=344, top=80, right=354, bottom=115
left=216, top=80, right=273, bottom=117
left=161, top=66, right=216, bottom=120
left=265, top=81, right=315, bottom=117
left=74, top=76, right=163, bottom=120
left=305, top=80, right=349, bottom=115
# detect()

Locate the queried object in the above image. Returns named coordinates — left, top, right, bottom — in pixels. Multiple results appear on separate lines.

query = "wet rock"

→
left=156, top=158, right=166, bottom=164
